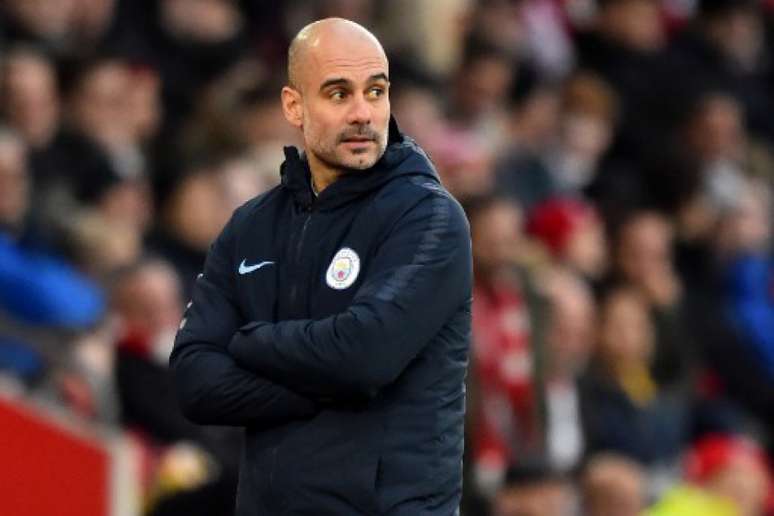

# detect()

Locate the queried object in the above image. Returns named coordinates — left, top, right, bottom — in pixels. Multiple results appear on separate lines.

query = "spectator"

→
left=581, top=286, right=690, bottom=465
left=147, top=154, right=265, bottom=297
left=65, top=57, right=142, bottom=154
left=674, top=94, right=774, bottom=242
left=581, top=452, right=648, bottom=516
left=66, top=209, right=142, bottom=279
left=540, top=268, right=596, bottom=472
left=467, top=196, right=537, bottom=496
left=503, top=70, right=560, bottom=157
left=70, top=0, right=120, bottom=50
left=145, top=0, right=249, bottom=139
left=0, top=0, right=78, bottom=58
left=0, top=126, right=104, bottom=329
left=526, top=197, right=608, bottom=282
left=491, top=462, right=575, bottom=516
left=666, top=0, right=774, bottom=141
left=110, top=258, right=194, bottom=438
left=681, top=178, right=774, bottom=432
left=0, top=46, right=60, bottom=152
left=0, top=45, right=72, bottom=216
left=612, top=210, right=695, bottom=388
left=717, top=182, right=774, bottom=382
left=546, top=72, right=619, bottom=194
left=390, top=74, right=446, bottom=152
left=646, top=433, right=772, bottom=516
left=428, top=126, right=497, bottom=201
left=466, top=0, right=529, bottom=58
left=497, top=72, right=618, bottom=209
left=575, top=0, right=671, bottom=161
left=109, top=257, right=240, bottom=516
left=683, top=434, right=772, bottom=516
left=447, top=35, right=515, bottom=153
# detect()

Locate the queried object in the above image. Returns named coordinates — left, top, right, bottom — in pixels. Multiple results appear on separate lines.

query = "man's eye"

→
left=366, top=87, right=384, bottom=100
left=330, top=90, right=346, bottom=101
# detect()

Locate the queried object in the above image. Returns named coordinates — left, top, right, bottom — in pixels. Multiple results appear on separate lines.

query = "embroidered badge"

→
left=326, top=247, right=360, bottom=290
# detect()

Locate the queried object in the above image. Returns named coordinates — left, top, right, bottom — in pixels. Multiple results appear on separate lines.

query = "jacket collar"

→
left=280, top=117, right=439, bottom=211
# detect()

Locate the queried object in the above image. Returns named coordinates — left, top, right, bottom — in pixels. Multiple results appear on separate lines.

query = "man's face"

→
left=286, top=35, right=390, bottom=171
left=471, top=201, right=522, bottom=278
left=115, top=265, right=183, bottom=339
left=617, top=214, right=672, bottom=281
left=72, top=61, right=134, bottom=148
left=3, top=53, right=59, bottom=147
left=494, top=482, right=574, bottom=516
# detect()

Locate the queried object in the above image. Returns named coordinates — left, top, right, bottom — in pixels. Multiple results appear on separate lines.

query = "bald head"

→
left=281, top=17, right=391, bottom=177
left=287, top=18, right=387, bottom=92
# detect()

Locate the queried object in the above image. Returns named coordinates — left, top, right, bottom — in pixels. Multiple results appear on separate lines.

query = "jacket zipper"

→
left=269, top=208, right=311, bottom=511
left=288, top=207, right=312, bottom=314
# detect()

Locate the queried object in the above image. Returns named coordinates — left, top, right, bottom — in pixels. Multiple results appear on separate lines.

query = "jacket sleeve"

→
left=228, top=188, right=472, bottom=399
left=0, top=235, right=104, bottom=328
left=169, top=211, right=318, bottom=426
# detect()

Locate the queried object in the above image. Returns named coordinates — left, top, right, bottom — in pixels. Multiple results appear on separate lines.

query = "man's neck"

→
left=307, top=151, right=343, bottom=193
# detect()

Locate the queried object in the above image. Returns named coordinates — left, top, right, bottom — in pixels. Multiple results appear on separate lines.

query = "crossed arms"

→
left=170, top=191, right=471, bottom=427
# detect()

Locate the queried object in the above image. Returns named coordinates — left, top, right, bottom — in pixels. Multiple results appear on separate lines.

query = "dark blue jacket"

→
left=170, top=119, right=472, bottom=515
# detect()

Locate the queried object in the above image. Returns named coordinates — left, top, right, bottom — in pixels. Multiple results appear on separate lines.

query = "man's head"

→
left=281, top=18, right=390, bottom=173
left=595, top=0, right=664, bottom=52
left=493, top=462, right=574, bottom=516
left=466, top=196, right=524, bottom=281
left=111, top=258, right=183, bottom=341
left=614, top=211, right=674, bottom=284
left=67, top=58, right=135, bottom=149
left=582, top=453, right=646, bottom=516
left=542, top=268, right=596, bottom=379
left=1, top=46, right=60, bottom=148
left=685, top=434, right=771, bottom=516
left=597, top=286, right=654, bottom=369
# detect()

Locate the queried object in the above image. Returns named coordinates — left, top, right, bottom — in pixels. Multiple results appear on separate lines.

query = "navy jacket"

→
left=170, top=119, right=472, bottom=515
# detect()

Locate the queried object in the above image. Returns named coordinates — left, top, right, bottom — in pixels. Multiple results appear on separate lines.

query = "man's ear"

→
left=281, top=86, right=303, bottom=128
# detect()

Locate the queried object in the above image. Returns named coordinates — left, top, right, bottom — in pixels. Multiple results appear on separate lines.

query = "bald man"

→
left=171, top=18, right=472, bottom=515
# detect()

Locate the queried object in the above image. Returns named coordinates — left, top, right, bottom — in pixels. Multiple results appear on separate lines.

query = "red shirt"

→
left=471, top=278, right=538, bottom=469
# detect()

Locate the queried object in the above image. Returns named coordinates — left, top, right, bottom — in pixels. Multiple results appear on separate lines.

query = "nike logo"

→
left=238, top=259, right=275, bottom=275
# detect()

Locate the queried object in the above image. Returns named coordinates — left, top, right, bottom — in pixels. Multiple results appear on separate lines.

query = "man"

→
left=170, top=18, right=472, bottom=516
left=491, top=462, right=575, bottom=516
left=582, top=453, right=646, bottom=516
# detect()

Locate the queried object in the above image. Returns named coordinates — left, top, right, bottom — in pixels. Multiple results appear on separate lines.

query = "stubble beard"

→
left=312, top=130, right=387, bottom=172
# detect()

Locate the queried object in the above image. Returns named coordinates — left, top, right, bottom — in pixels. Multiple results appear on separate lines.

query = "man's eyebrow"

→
left=319, top=73, right=389, bottom=92
left=319, top=77, right=351, bottom=91
left=368, top=73, right=389, bottom=83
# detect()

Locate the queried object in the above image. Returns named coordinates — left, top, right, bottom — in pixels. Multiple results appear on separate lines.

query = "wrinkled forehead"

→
left=301, top=33, right=388, bottom=90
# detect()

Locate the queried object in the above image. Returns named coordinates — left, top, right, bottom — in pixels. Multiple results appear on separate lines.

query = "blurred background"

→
left=0, top=0, right=772, bottom=515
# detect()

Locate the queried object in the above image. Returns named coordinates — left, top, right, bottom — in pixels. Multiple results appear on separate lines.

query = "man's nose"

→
left=346, top=93, right=371, bottom=125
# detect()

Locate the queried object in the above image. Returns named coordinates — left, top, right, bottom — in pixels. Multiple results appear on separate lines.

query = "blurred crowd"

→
left=0, top=0, right=772, bottom=515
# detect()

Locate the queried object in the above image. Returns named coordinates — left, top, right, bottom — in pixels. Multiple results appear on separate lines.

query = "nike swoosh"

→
left=239, top=259, right=275, bottom=275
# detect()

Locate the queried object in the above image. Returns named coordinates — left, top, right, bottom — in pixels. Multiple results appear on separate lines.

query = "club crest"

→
left=326, top=247, right=360, bottom=290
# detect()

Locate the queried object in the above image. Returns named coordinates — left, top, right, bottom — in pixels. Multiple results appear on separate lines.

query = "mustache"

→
left=337, top=126, right=380, bottom=143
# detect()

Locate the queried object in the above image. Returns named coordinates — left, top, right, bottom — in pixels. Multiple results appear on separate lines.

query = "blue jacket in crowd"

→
left=171, top=119, right=472, bottom=516
left=0, top=232, right=104, bottom=328
left=723, top=253, right=774, bottom=380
